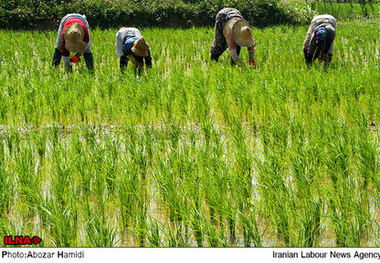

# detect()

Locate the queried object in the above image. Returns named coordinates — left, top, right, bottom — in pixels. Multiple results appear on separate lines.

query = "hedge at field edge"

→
left=0, top=0, right=312, bottom=30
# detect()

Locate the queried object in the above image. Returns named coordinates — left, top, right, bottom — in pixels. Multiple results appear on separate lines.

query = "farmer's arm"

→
left=63, top=56, right=71, bottom=70
left=303, top=23, right=314, bottom=54
left=145, top=49, right=152, bottom=68
left=116, top=30, right=125, bottom=58
left=62, top=47, right=71, bottom=69
left=248, top=46, right=255, bottom=66
left=323, top=41, right=334, bottom=62
left=305, top=38, right=317, bottom=64
left=61, top=33, right=71, bottom=69
left=326, top=41, right=334, bottom=56
left=227, top=32, right=241, bottom=64
left=75, top=51, right=85, bottom=57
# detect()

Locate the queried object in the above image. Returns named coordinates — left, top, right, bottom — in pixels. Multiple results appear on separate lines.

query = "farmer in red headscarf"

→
left=52, top=14, right=94, bottom=71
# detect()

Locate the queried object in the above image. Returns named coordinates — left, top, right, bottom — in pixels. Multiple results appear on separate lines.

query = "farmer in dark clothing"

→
left=51, top=14, right=94, bottom=71
left=303, top=14, right=337, bottom=64
left=116, top=27, right=152, bottom=72
left=210, top=8, right=256, bottom=66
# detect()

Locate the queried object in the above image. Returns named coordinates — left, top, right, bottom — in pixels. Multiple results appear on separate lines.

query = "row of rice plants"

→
left=0, top=106, right=379, bottom=246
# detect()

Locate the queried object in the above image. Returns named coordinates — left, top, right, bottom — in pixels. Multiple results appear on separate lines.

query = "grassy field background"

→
left=0, top=15, right=379, bottom=246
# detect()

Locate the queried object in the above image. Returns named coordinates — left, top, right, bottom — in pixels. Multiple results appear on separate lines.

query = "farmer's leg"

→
left=120, top=55, right=129, bottom=72
left=52, top=14, right=67, bottom=67
left=83, top=53, right=94, bottom=71
left=305, top=45, right=316, bottom=65
left=83, top=43, right=94, bottom=70
left=52, top=48, right=62, bottom=67
left=230, top=45, right=241, bottom=65
left=312, top=46, right=322, bottom=62
left=210, top=10, right=228, bottom=61
left=325, top=36, right=335, bottom=63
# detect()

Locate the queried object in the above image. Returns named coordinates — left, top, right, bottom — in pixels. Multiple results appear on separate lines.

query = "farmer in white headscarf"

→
left=210, top=8, right=256, bottom=66
left=116, top=27, right=152, bottom=72
left=52, top=14, right=94, bottom=71
left=303, top=14, right=336, bottom=64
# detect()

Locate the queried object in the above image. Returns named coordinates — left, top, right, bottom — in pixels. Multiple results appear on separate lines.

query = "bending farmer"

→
left=51, top=14, right=94, bottom=71
left=116, top=27, right=152, bottom=72
left=210, top=8, right=255, bottom=66
left=303, top=14, right=336, bottom=65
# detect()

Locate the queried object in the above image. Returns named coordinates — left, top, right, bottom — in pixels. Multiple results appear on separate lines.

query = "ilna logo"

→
left=4, top=236, right=42, bottom=245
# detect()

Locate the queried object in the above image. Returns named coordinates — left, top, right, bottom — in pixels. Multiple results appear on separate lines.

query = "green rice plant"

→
left=32, top=136, right=80, bottom=246
left=101, top=132, right=121, bottom=196
left=70, top=129, right=94, bottom=196
left=323, top=113, right=351, bottom=189
left=353, top=112, right=378, bottom=190
left=163, top=219, right=187, bottom=247
left=146, top=214, right=162, bottom=247
left=5, top=127, right=21, bottom=156
left=125, top=124, right=149, bottom=181
left=189, top=200, right=205, bottom=247
left=49, top=141, right=74, bottom=209
left=84, top=198, right=118, bottom=247
left=0, top=163, right=12, bottom=213
left=38, top=194, right=79, bottom=247
left=296, top=199, right=322, bottom=247
left=131, top=199, right=148, bottom=247
left=328, top=196, right=350, bottom=247
left=15, top=141, right=42, bottom=219
left=200, top=151, right=238, bottom=245
left=117, top=162, right=140, bottom=235
left=237, top=204, right=262, bottom=247
left=306, top=1, right=379, bottom=19
left=0, top=133, right=15, bottom=214
left=154, top=147, right=186, bottom=224
left=255, top=142, right=293, bottom=246
left=204, top=219, right=229, bottom=247
left=201, top=152, right=229, bottom=224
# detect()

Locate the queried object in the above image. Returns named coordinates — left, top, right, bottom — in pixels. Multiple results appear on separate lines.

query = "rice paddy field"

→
left=0, top=16, right=379, bottom=247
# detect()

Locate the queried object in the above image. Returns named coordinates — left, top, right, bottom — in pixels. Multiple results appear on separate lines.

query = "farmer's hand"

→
left=63, top=56, right=70, bottom=68
left=321, top=54, right=331, bottom=62
left=70, top=55, right=80, bottom=63
left=235, top=59, right=245, bottom=67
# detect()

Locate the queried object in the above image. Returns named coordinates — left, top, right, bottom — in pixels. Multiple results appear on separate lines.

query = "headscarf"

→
left=315, top=26, right=327, bottom=47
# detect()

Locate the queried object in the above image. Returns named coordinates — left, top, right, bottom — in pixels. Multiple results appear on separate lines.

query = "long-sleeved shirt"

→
left=303, top=14, right=337, bottom=55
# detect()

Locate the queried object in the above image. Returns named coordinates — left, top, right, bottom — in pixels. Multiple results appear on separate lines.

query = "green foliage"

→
left=1, top=0, right=379, bottom=29
left=306, top=0, right=379, bottom=19
left=0, top=0, right=311, bottom=29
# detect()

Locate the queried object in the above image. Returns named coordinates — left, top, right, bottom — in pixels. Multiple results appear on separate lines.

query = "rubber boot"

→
left=83, top=53, right=94, bottom=71
left=52, top=48, right=62, bottom=67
